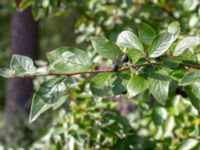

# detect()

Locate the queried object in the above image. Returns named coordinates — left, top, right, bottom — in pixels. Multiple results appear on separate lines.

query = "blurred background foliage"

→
left=0, top=0, right=200, bottom=149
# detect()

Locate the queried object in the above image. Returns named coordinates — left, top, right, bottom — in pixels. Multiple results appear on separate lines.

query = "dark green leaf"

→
left=112, top=71, right=130, bottom=95
left=91, top=37, right=120, bottom=59
left=180, top=70, right=200, bottom=86
left=138, top=23, right=156, bottom=45
left=90, top=73, right=114, bottom=96
left=185, top=83, right=200, bottom=111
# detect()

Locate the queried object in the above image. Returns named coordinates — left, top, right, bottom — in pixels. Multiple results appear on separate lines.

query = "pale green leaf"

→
left=0, top=68, right=14, bottom=78
left=148, top=32, right=173, bottom=58
left=148, top=73, right=170, bottom=105
left=184, top=0, right=199, bottom=11
left=152, top=107, right=168, bottom=125
left=168, top=21, right=180, bottom=42
left=29, top=77, right=67, bottom=123
left=116, top=30, right=144, bottom=51
left=48, top=47, right=93, bottom=73
left=176, top=139, right=199, bottom=150
left=174, top=36, right=200, bottom=56
left=127, top=75, right=148, bottom=97
left=163, top=116, right=175, bottom=137
left=10, top=55, right=36, bottom=75
left=91, top=37, right=120, bottom=59
left=138, top=23, right=156, bottom=45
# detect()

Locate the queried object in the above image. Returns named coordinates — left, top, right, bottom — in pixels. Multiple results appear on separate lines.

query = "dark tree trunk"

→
left=5, top=7, right=38, bottom=145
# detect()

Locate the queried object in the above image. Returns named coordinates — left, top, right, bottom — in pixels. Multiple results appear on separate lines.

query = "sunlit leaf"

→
left=176, top=138, right=199, bottom=150
left=148, top=73, right=170, bottom=105
left=0, top=68, right=14, bottom=78
left=168, top=21, right=180, bottom=42
left=127, top=75, right=148, bottom=97
left=10, top=55, right=36, bottom=75
left=148, top=32, right=173, bottom=58
left=29, top=77, right=67, bottom=123
left=116, top=30, right=144, bottom=51
left=48, top=47, right=93, bottom=73
left=174, top=36, right=200, bottom=56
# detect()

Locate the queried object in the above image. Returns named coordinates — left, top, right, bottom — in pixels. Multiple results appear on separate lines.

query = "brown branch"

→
left=15, top=63, right=162, bottom=78
left=8, top=62, right=200, bottom=78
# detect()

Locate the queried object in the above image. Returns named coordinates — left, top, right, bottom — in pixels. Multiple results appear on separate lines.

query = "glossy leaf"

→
left=116, top=30, right=144, bottom=51
left=29, top=77, right=67, bottom=123
left=168, top=21, right=180, bottom=43
left=148, top=73, right=170, bottom=105
left=127, top=75, right=148, bottom=97
left=91, top=37, right=120, bottom=59
left=180, top=70, right=200, bottom=86
left=174, top=36, right=200, bottom=56
left=138, top=23, right=156, bottom=45
left=48, top=47, right=93, bottom=73
left=10, top=55, right=36, bottom=75
left=176, top=138, right=199, bottom=150
left=148, top=32, right=173, bottom=58
left=163, top=116, right=175, bottom=137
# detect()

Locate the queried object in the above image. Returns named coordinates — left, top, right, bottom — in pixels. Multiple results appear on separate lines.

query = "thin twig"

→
left=9, top=62, right=200, bottom=78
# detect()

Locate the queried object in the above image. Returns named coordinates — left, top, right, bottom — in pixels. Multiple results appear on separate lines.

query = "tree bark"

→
left=5, top=7, right=38, bottom=145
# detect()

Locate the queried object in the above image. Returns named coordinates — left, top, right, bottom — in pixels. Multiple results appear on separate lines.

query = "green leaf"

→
left=116, top=30, right=144, bottom=51
left=90, top=73, right=114, bottom=96
left=48, top=47, right=93, bottom=73
left=0, top=68, right=14, bottom=78
left=176, top=139, right=199, bottom=150
left=163, top=116, right=175, bottom=137
left=174, top=36, right=200, bottom=56
left=127, top=49, right=142, bottom=64
left=29, top=77, right=67, bottom=123
left=185, top=83, right=200, bottom=111
left=91, top=37, right=120, bottom=59
left=148, top=73, right=170, bottom=105
left=112, top=71, right=130, bottom=95
left=168, top=21, right=180, bottom=43
left=152, top=107, right=168, bottom=125
left=184, top=0, right=199, bottom=11
left=127, top=75, right=148, bottom=97
left=148, top=32, right=173, bottom=58
left=10, top=55, right=36, bottom=75
left=180, top=70, right=200, bottom=86
left=138, top=23, right=156, bottom=45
